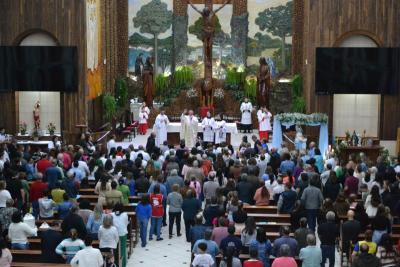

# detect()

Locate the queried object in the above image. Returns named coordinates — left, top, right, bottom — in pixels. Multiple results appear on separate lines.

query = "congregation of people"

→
left=1, top=112, right=400, bottom=267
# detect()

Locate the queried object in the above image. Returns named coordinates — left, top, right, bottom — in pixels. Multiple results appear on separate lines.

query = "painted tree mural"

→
left=132, top=0, right=172, bottom=75
left=255, top=1, right=292, bottom=69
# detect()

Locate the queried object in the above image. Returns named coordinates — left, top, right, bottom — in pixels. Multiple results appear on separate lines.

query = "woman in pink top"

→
left=189, top=176, right=201, bottom=199
left=271, top=244, right=297, bottom=267
left=253, top=182, right=270, bottom=206
left=0, top=238, right=12, bottom=267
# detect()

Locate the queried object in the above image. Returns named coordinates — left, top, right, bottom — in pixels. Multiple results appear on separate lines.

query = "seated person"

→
left=38, top=189, right=56, bottom=218
left=58, top=193, right=73, bottom=220
left=8, top=211, right=37, bottom=249
left=55, top=228, right=85, bottom=264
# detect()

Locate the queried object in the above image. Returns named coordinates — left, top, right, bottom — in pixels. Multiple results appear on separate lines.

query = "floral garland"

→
left=186, top=88, right=198, bottom=98
left=213, top=88, right=224, bottom=99
left=275, top=113, right=328, bottom=124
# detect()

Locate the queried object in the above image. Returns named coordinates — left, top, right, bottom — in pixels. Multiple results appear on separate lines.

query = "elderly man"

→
left=299, top=234, right=322, bottom=267
left=317, top=211, right=339, bottom=267
left=165, top=169, right=184, bottom=194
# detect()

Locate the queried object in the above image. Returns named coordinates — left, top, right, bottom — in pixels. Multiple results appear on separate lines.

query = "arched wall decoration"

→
left=333, top=29, right=382, bottom=47
left=13, top=28, right=60, bottom=46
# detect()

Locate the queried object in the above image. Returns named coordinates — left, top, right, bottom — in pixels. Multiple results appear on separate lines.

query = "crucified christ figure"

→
left=188, top=0, right=231, bottom=79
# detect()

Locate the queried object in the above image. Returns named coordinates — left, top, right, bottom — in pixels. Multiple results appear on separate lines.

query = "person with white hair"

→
left=165, top=169, right=184, bottom=194
left=317, top=211, right=339, bottom=267
left=299, top=234, right=322, bottom=266
left=182, top=110, right=198, bottom=149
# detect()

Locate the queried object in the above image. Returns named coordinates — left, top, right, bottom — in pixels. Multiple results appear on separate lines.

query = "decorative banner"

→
left=86, top=0, right=102, bottom=99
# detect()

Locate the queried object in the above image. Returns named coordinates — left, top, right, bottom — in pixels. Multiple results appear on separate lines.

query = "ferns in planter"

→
left=291, top=74, right=306, bottom=113
left=155, top=74, right=170, bottom=101
left=174, top=66, right=194, bottom=88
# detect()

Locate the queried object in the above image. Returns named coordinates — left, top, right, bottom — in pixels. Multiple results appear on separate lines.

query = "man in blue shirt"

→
left=44, top=160, right=63, bottom=190
left=70, top=161, right=84, bottom=182
left=280, top=153, right=295, bottom=174
left=273, top=226, right=298, bottom=257
left=192, top=229, right=219, bottom=261
left=220, top=225, right=242, bottom=257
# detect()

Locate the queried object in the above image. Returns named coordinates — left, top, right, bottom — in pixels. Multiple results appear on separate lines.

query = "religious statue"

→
left=295, top=125, right=307, bottom=150
left=142, top=57, right=155, bottom=108
left=33, top=101, right=41, bottom=130
left=188, top=0, right=231, bottom=107
left=135, top=53, right=144, bottom=77
left=256, top=57, right=272, bottom=109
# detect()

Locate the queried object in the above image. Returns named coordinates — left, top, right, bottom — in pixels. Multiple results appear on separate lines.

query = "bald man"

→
left=342, top=210, right=361, bottom=258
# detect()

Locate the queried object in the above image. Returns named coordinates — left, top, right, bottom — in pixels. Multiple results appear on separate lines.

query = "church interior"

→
left=0, top=0, right=400, bottom=267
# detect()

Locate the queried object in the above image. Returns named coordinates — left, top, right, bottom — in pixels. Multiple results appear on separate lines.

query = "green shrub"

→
left=103, top=93, right=117, bottom=121
left=155, top=74, right=170, bottom=99
left=115, top=78, right=128, bottom=109
left=244, top=77, right=257, bottom=103
left=174, top=66, right=194, bottom=88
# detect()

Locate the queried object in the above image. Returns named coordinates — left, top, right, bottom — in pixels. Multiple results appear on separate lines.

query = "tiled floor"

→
left=127, top=221, right=191, bottom=267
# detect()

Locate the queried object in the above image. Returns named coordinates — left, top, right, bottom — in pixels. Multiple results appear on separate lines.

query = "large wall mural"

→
left=248, top=0, right=292, bottom=76
left=129, top=0, right=292, bottom=76
left=86, top=0, right=103, bottom=99
left=129, top=0, right=173, bottom=75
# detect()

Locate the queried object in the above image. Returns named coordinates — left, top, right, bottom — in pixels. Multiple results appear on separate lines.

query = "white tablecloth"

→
left=166, top=122, right=238, bottom=133
left=17, top=140, right=54, bottom=149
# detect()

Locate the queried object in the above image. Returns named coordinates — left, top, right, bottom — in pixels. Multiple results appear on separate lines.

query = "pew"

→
left=12, top=263, right=69, bottom=267
left=243, top=205, right=278, bottom=214
left=246, top=213, right=291, bottom=223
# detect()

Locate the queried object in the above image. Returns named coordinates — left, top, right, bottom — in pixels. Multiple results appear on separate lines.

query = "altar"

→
left=165, top=122, right=238, bottom=145
left=340, top=145, right=381, bottom=163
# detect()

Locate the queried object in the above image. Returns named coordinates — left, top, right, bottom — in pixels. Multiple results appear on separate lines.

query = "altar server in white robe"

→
left=183, top=110, right=198, bottom=148
left=215, top=116, right=227, bottom=145
left=179, top=109, right=188, bottom=141
left=257, top=107, right=272, bottom=141
left=240, top=98, right=253, bottom=133
left=154, top=109, right=169, bottom=147
left=201, top=111, right=216, bottom=144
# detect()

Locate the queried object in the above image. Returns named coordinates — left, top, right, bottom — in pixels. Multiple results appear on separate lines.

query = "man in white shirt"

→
left=240, top=98, right=253, bottom=133
left=201, top=111, right=215, bottom=144
left=106, top=134, right=117, bottom=155
left=70, top=236, right=103, bottom=267
left=154, top=109, right=170, bottom=147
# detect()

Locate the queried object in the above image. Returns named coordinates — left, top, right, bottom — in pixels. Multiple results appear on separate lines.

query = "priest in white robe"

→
left=215, top=118, right=227, bottom=145
left=201, top=111, right=216, bottom=144
left=179, top=109, right=188, bottom=141
left=240, top=98, right=253, bottom=133
left=183, top=110, right=198, bottom=148
left=154, top=109, right=169, bottom=147
left=257, top=107, right=272, bottom=141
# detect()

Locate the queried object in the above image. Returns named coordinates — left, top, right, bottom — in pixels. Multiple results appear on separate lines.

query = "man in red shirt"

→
left=149, top=184, right=164, bottom=241
left=344, top=168, right=359, bottom=196
left=30, top=172, right=48, bottom=218
left=36, top=154, right=52, bottom=174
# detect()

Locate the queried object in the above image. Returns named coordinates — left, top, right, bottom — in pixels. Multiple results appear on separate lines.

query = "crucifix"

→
left=188, top=0, right=231, bottom=107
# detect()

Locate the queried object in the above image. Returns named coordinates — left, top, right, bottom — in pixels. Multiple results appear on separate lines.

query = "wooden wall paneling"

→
left=299, top=0, right=400, bottom=140
left=0, top=0, right=87, bottom=135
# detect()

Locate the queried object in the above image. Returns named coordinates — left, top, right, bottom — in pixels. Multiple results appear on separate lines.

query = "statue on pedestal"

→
left=142, top=57, right=155, bottom=108
left=256, top=57, right=271, bottom=109
left=33, top=101, right=41, bottom=131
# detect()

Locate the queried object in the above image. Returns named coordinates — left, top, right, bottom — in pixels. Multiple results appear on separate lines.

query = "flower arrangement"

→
left=213, top=88, right=224, bottom=99
left=186, top=88, right=198, bottom=98
left=47, top=122, right=56, bottom=135
left=19, top=122, right=27, bottom=135
left=275, top=113, right=328, bottom=124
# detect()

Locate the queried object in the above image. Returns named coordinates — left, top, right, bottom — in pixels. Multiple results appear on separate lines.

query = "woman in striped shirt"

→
left=55, top=228, right=85, bottom=263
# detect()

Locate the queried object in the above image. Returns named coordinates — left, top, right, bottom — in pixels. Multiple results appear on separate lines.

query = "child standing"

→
left=136, top=194, right=152, bottom=247
left=149, top=184, right=164, bottom=241
left=138, top=103, right=149, bottom=135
